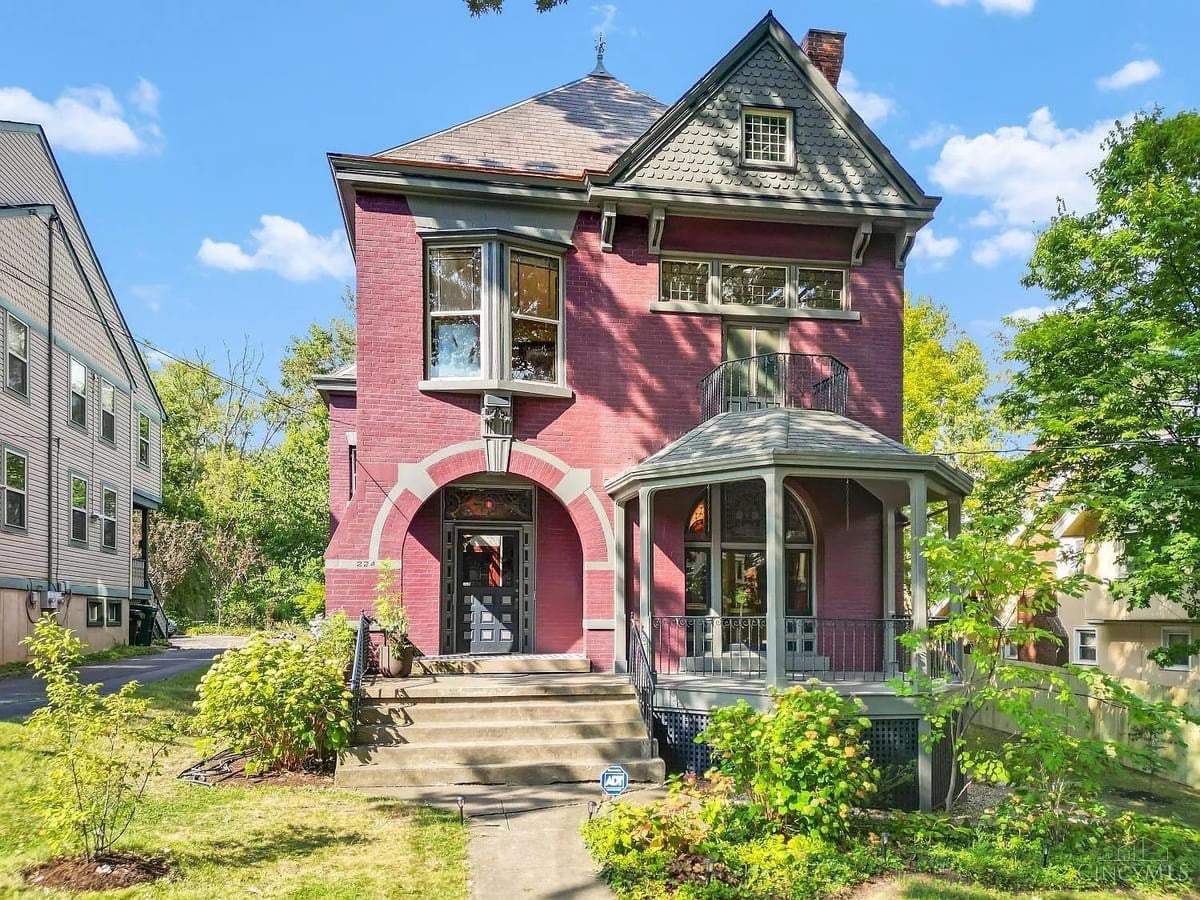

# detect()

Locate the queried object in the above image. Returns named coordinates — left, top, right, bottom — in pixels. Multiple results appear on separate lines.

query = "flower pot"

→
left=380, top=640, right=414, bottom=678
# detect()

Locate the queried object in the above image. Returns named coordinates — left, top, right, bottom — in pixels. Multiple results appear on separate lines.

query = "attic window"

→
left=742, top=108, right=792, bottom=166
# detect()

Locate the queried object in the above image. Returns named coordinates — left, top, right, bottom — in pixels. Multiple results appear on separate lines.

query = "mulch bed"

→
left=178, top=749, right=333, bottom=788
left=23, top=852, right=169, bottom=892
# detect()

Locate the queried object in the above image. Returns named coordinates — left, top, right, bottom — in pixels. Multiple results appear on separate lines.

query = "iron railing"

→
left=628, top=615, right=657, bottom=739
left=699, top=352, right=849, bottom=422
left=349, top=612, right=374, bottom=725
left=649, top=615, right=916, bottom=683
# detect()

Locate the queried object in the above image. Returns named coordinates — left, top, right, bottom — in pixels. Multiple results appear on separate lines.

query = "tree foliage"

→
left=995, top=111, right=1200, bottom=647
left=464, top=0, right=567, bottom=14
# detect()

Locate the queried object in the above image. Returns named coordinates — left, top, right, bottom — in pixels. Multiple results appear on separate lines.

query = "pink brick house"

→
left=320, top=13, right=971, bottom=809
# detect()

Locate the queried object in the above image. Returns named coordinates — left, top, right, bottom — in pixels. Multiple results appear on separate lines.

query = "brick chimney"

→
left=801, top=28, right=846, bottom=87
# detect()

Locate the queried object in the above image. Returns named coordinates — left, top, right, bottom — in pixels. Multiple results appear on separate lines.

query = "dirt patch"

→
left=178, top=750, right=333, bottom=788
left=24, top=852, right=169, bottom=892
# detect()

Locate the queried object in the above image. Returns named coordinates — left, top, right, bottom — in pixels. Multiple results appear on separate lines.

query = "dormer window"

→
left=741, top=108, right=793, bottom=166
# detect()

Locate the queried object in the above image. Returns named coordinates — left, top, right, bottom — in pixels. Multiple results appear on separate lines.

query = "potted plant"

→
left=373, top=563, right=414, bottom=677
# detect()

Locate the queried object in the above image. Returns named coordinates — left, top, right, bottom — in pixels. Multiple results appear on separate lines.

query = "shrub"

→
left=313, top=610, right=355, bottom=670
left=22, top=616, right=176, bottom=859
left=193, top=633, right=353, bottom=773
left=699, top=683, right=880, bottom=838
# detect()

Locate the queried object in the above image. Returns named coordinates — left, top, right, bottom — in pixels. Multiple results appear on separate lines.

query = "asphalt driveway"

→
left=0, top=635, right=243, bottom=720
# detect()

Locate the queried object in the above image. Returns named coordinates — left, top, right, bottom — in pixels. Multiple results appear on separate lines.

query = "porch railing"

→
left=628, top=616, right=656, bottom=739
left=349, top=612, right=374, bottom=725
left=699, top=353, right=849, bottom=422
left=649, top=615, right=919, bottom=683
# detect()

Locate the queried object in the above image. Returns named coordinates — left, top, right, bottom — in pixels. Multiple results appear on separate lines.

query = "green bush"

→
left=699, top=683, right=879, bottom=838
left=22, top=615, right=176, bottom=859
left=193, top=633, right=353, bottom=773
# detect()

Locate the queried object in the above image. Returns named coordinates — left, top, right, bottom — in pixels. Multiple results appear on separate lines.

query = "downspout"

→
left=45, top=213, right=57, bottom=587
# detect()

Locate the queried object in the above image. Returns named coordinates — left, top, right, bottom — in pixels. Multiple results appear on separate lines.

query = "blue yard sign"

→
left=600, top=765, right=629, bottom=797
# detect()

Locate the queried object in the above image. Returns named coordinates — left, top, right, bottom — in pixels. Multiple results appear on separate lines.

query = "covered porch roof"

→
left=605, top=408, right=973, bottom=502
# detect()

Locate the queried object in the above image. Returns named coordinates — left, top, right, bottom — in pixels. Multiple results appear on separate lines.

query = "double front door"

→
left=456, top=530, right=520, bottom=654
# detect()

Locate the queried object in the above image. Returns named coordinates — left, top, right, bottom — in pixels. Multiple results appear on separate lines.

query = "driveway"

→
left=0, top=635, right=244, bottom=720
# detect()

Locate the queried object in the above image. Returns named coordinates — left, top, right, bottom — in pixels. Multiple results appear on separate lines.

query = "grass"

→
left=871, top=875, right=1142, bottom=899
left=0, top=643, right=166, bottom=680
left=0, top=666, right=469, bottom=898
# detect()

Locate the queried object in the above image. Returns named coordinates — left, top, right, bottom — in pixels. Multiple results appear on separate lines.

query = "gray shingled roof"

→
left=378, top=74, right=666, bottom=176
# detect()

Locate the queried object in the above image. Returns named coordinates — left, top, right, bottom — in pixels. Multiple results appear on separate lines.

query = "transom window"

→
left=138, top=413, right=151, bottom=467
left=70, top=474, right=88, bottom=545
left=659, top=258, right=848, bottom=312
left=101, top=487, right=118, bottom=550
left=1073, top=627, right=1098, bottom=665
left=3, top=447, right=27, bottom=530
left=742, top=109, right=792, bottom=165
left=425, top=241, right=564, bottom=386
left=5, top=312, right=28, bottom=397
left=69, top=358, right=87, bottom=429
left=100, top=380, right=116, bottom=444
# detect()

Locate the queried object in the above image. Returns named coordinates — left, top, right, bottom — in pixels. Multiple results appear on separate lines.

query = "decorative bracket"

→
left=851, top=220, right=873, bottom=267
left=600, top=201, right=617, bottom=252
left=481, top=392, right=514, bottom=473
left=647, top=206, right=666, bottom=255
left=895, top=225, right=917, bottom=269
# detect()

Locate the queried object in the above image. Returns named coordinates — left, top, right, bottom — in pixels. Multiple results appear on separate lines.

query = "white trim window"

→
left=3, top=447, right=27, bottom=530
left=1002, top=642, right=1019, bottom=661
left=70, top=474, right=89, bottom=545
left=101, top=486, right=118, bottom=550
left=659, top=257, right=849, bottom=313
left=100, top=379, right=116, bottom=444
left=69, top=357, right=87, bottom=429
left=5, top=312, right=29, bottom=397
left=1162, top=629, right=1195, bottom=672
left=138, top=413, right=151, bottom=467
left=742, top=107, right=793, bottom=166
left=1073, top=627, right=1098, bottom=665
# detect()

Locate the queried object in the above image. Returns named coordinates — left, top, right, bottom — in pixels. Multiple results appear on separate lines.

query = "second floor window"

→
left=100, top=380, right=116, bottom=444
left=101, top=487, right=117, bottom=549
left=425, top=241, right=564, bottom=386
left=70, top=474, right=88, bottom=544
left=138, top=413, right=151, bottom=467
left=659, top=258, right=849, bottom=313
left=5, top=313, right=28, bottom=397
left=3, top=447, right=26, bottom=530
left=69, top=358, right=87, bottom=429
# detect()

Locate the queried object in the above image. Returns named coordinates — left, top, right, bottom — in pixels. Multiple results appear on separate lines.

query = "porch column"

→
left=909, top=474, right=932, bottom=812
left=882, top=503, right=897, bottom=674
left=637, top=487, right=655, bottom=629
left=764, top=470, right=787, bottom=688
left=612, top=499, right=628, bottom=672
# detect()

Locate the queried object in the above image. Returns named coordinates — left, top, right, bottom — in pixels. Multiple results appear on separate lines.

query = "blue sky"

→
left=2, top=0, right=1195, bottom=379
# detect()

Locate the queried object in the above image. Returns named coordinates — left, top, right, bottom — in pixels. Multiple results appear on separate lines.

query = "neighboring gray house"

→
left=0, top=121, right=165, bottom=663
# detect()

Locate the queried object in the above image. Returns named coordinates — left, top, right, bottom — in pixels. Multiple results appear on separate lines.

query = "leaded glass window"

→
left=660, top=260, right=710, bottom=303
left=720, top=263, right=786, bottom=307
left=722, top=480, right=766, bottom=543
left=444, top=486, right=533, bottom=522
left=796, top=268, right=845, bottom=310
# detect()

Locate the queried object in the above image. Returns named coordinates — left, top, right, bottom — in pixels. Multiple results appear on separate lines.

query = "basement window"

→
left=86, top=598, right=103, bottom=627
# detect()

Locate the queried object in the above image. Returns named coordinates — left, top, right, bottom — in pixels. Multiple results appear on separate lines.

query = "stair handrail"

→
left=628, top=614, right=656, bottom=740
left=349, top=612, right=374, bottom=726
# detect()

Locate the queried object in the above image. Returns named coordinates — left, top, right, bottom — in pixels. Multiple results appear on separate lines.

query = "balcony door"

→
left=723, top=324, right=783, bottom=411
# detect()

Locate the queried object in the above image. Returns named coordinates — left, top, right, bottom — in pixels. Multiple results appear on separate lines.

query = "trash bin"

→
left=128, top=603, right=157, bottom=646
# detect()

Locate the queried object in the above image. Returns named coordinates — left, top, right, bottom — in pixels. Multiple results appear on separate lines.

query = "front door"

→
left=457, top=530, right=520, bottom=654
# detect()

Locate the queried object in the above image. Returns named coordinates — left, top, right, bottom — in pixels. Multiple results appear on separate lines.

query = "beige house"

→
left=0, top=121, right=165, bottom=663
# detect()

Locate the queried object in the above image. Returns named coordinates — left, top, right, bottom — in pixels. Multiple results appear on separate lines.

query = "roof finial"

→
left=591, top=33, right=612, bottom=77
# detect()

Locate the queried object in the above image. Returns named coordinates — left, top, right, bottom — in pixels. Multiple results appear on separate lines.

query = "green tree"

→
left=902, top=294, right=998, bottom=479
left=465, top=0, right=567, bottom=13
left=996, top=111, right=1200, bottom=659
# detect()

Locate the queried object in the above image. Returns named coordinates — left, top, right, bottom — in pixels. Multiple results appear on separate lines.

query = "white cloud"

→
left=0, top=83, right=162, bottom=155
left=932, top=0, right=1034, bottom=14
left=972, top=228, right=1035, bottom=267
left=931, top=107, right=1115, bottom=226
left=591, top=3, right=617, bottom=37
left=129, top=77, right=161, bottom=116
left=197, top=215, right=354, bottom=282
left=129, top=282, right=168, bottom=314
left=1007, top=304, right=1049, bottom=322
left=911, top=227, right=960, bottom=268
left=968, top=210, right=1000, bottom=228
left=1097, top=59, right=1162, bottom=91
left=909, top=121, right=959, bottom=150
left=839, top=71, right=895, bottom=125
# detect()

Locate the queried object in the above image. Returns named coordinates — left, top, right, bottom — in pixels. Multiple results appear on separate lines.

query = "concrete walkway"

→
left=0, top=634, right=244, bottom=720
left=372, top=783, right=664, bottom=899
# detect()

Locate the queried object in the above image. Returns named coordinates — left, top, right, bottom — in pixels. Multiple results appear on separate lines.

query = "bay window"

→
left=424, top=238, right=564, bottom=390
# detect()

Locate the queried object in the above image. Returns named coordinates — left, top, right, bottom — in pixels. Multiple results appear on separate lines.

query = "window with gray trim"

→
left=106, top=599, right=121, bottom=626
left=658, top=258, right=848, bottom=312
left=70, top=474, right=88, bottom=544
left=427, top=246, right=483, bottom=379
left=100, top=380, right=116, bottom=444
left=5, top=312, right=28, bottom=397
left=795, top=268, right=845, bottom=310
left=86, top=598, right=104, bottom=627
left=138, top=413, right=151, bottom=467
left=101, top=487, right=117, bottom=549
left=509, top=250, right=560, bottom=383
left=661, top=260, right=710, bottom=303
left=742, top=109, right=791, bottom=165
left=69, top=358, right=87, bottom=428
left=3, top=447, right=27, bottom=529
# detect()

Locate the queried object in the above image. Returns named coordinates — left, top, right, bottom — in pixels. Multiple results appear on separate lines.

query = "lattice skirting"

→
left=652, top=709, right=925, bottom=811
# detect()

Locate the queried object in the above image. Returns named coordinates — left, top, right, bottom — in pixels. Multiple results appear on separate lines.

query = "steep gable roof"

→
left=378, top=74, right=666, bottom=177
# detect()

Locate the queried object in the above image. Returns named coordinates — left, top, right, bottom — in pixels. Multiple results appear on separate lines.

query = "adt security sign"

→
left=600, top=765, right=629, bottom=797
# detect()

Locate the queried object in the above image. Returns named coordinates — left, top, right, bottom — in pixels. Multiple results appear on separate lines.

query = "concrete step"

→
left=345, top=736, right=653, bottom=767
left=360, top=675, right=634, bottom=702
left=416, top=655, right=591, bottom=675
left=358, top=696, right=642, bottom=726
left=335, top=756, right=667, bottom=788
left=354, top=718, right=648, bottom=745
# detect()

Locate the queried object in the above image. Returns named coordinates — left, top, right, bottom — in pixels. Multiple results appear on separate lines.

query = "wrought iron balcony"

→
left=699, top=352, right=849, bottom=422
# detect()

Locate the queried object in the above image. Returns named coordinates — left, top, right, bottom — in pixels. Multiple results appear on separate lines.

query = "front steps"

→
left=336, top=664, right=665, bottom=790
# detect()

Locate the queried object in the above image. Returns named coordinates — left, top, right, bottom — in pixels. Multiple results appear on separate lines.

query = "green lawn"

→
left=866, top=875, right=1145, bottom=899
left=0, top=643, right=166, bottom=680
left=0, top=667, right=469, bottom=899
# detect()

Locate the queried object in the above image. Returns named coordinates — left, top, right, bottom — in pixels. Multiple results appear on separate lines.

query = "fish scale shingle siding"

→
left=623, top=42, right=901, bottom=204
